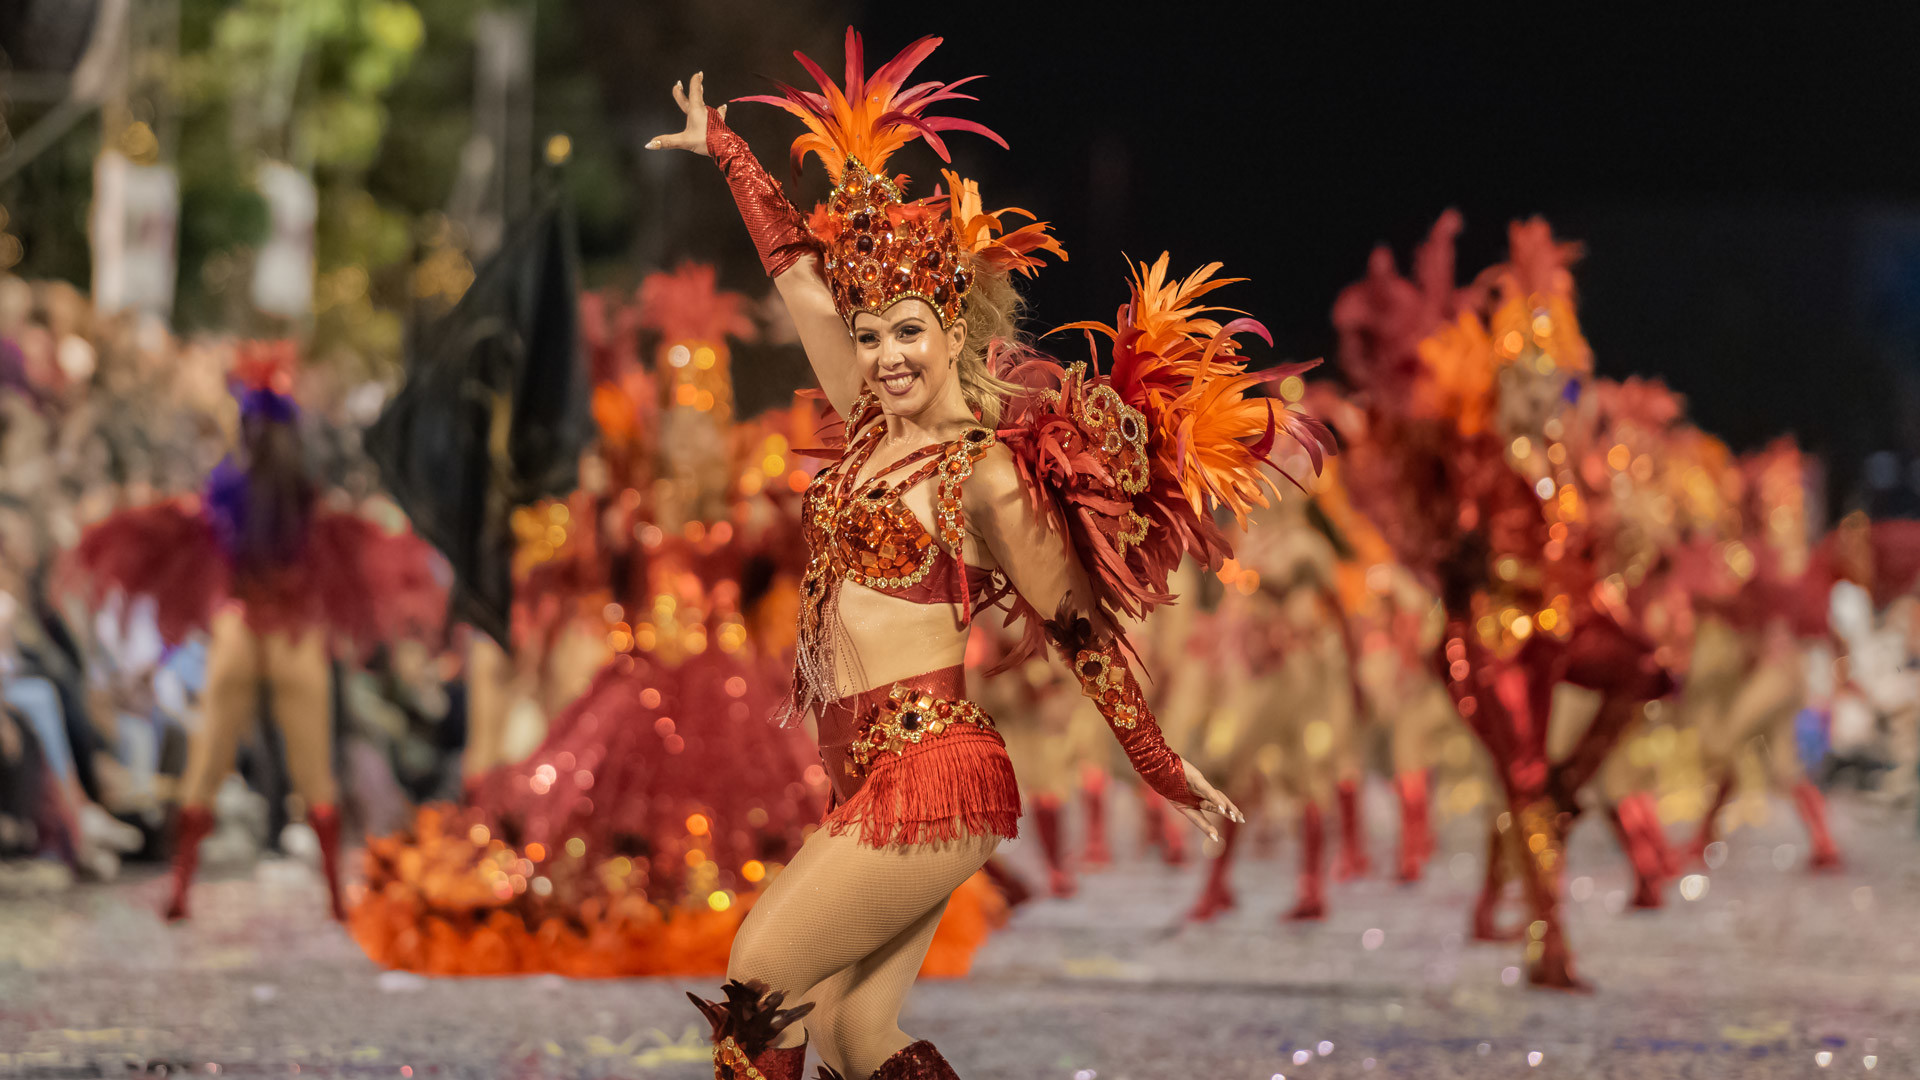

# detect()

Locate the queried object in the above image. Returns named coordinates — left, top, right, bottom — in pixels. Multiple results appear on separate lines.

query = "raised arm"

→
left=646, top=73, right=863, bottom=416
left=964, top=444, right=1242, bottom=841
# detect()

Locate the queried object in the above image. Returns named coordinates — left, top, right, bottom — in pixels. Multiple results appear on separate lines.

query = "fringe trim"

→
left=824, top=728, right=1021, bottom=848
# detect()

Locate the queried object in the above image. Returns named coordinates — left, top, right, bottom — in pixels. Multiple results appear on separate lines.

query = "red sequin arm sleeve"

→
left=706, top=108, right=816, bottom=277
left=1046, top=612, right=1202, bottom=809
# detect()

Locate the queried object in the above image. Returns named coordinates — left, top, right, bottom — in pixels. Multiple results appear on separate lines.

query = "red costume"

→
left=686, top=30, right=1331, bottom=1079
left=1332, top=216, right=1676, bottom=990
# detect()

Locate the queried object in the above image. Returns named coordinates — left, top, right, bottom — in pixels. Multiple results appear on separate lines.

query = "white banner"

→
left=89, top=149, right=178, bottom=316
left=251, top=160, right=317, bottom=318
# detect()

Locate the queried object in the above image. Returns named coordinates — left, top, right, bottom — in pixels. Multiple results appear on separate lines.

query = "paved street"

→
left=4, top=793, right=1917, bottom=1079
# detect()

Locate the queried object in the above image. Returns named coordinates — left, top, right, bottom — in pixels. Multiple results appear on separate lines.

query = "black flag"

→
left=367, top=186, right=594, bottom=646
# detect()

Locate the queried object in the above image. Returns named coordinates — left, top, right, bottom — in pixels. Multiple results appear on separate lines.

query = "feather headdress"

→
left=740, top=29, right=1062, bottom=326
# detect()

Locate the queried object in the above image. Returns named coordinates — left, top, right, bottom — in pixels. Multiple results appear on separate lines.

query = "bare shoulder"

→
left=962, top=438, right=1025, bottom=509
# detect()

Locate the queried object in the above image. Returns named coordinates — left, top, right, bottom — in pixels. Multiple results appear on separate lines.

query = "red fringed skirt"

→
left=815, top=666, right=1022, bottom=849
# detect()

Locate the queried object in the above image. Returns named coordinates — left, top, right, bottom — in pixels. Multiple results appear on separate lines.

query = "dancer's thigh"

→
left=263, top=626, right=335, bottom=806
left=181, top=611, right=259, bottom=806
left=727, top=825, right=996, bottom=998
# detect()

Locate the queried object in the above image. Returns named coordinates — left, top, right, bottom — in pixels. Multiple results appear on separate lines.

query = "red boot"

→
left=1792, top=781, right=1842, bottom=871
left=1186, top=818, right=1240, bottom=921
left=817, top=1040, right=960, bottom=1080
left=688, top=980, right=812, bottom=1080
left=1079, top=766, right=1113, bottom=869
left=1285, top=803, right=1328, bottom=921
left=1334, top=778, right=1372, bottom=881
left=1627, top=791, right=1685, bottom=879
left=162, top=805, right=215, bottom=922
left=308, top=804, right=350, bottom=921
left=1394, top=770, right=1433, bottom=883
left=1032, top=796, right=1076, bottom=898
left=1608, top=796, right=1664, bottom=909
left=1688, top=773, right=1734, bottom=864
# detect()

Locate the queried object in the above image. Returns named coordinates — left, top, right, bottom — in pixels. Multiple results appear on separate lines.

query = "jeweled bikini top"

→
left=800, top=399, right=996, bottom=607
left=783, top=396, right=1000, bottom=720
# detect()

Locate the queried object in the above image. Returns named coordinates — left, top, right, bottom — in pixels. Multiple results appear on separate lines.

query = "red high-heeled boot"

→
left=1079, top=766, right=1112, bottom=869
left=1334, top=778, right=1373, bottom=881
left=307, top=804, right=349, bottom=922
left=1607, top=797, right=1663, bottom=909
left=1285, top=803, right=1328, bottom=921
left=816, top=1040, right=960, bottom=1080
left=1032, top=796, right=1075, bottom=898
left=1792, top=781, right=1842, bottom=871
left=1394, top=770, right=1433, bottom=883
left=1625, top=791, right=1684, bottom=879
left=1186, top=817, right=1240, bottom=921
left=162, top=805, right=215, bottom=922
left=688, top=980, right=812, bottom=1080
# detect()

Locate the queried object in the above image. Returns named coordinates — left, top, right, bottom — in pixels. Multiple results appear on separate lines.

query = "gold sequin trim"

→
left=849, top=685, right=997, bottom=771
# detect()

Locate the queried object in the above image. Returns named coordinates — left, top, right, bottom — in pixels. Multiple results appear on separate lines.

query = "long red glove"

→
left=706, top=108, right=815, bottom=277
left=1046, top=611, right=1201, bottom=809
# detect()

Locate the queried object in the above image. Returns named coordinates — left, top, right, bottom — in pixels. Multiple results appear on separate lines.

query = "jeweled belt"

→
left=848, top=684, right=997, bottom=772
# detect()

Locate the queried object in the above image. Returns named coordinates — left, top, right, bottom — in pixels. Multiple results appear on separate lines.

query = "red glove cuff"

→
left=707, top=108, right=816, bottom=278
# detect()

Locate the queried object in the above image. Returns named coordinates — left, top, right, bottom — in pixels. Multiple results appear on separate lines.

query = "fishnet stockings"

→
left=727, top=825, right=997, bottom=1078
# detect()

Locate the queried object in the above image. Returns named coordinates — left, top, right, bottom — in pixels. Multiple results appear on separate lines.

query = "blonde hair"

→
left=953, top=257, right=1028, bottom=428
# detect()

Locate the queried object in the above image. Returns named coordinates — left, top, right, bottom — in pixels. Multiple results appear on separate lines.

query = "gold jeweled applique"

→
left=848, top=684, right=996, bottom=772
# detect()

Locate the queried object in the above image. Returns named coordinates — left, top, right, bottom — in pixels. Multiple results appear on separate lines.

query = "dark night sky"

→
left=841, top=1, right=1920, bottom=512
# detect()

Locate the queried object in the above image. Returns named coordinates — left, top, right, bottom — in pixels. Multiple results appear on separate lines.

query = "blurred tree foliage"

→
left=3, top=1, right=829, bottom=386
left=171, top=0, right=631, bottom=375
left=173, top=0, right=426, bottom=359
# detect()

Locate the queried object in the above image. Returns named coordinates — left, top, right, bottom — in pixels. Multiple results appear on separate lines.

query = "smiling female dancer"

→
left=646, top=31, right=1330, bottom=1079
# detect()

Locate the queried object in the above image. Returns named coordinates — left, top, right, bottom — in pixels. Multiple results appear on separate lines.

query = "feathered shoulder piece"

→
left=995, top=255, right=1335, bottom=625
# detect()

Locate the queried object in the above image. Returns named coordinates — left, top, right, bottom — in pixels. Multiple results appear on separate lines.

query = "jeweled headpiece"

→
left=230, top=339, right=299, bottom=423
left=740, top=30, right=1064, bottom=328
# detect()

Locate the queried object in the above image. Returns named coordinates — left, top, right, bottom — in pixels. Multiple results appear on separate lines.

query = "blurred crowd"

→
left=0, top=272, right=465, bottom=890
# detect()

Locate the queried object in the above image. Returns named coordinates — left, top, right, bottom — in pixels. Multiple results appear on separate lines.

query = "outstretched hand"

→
left=1173, top=759, right=1244, bottom=844
left=645, top=71, right=725, bottom=157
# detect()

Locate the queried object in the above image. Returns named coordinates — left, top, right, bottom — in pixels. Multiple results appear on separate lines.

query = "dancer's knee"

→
left=724, top=927, right=815, bottom=1003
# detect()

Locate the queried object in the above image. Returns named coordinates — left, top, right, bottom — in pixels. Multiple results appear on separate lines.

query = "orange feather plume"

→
left=735, top=28, right=1006, bottom=184
left=941, top=169, right=1066, bottom=277
left=1053, top=254, right=1333, bottom=525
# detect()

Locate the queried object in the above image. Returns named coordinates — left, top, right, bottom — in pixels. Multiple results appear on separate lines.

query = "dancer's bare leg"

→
left=263, top=625, right=347, bottom=917
left=803, top=899, right=950, bottom=1077
left=263, top=626, right=336, bottom=810
left=180, top=609, right=261, bottom=809
left=726, top=826, right=998, bottom=1053
left=166, top=608, right=259, bottom=919
left=463, top=634, right=513, bottom=782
